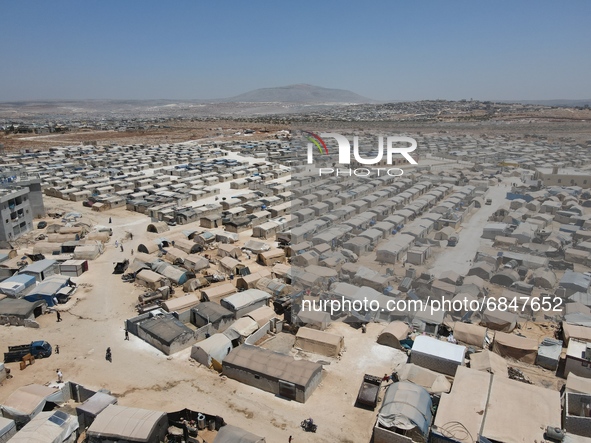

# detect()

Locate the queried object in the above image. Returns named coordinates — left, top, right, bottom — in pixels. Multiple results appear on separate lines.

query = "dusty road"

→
left=430, top=182, right=510, bottom=277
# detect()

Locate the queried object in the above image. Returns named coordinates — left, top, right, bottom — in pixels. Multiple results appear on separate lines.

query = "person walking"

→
left=131, top=248, right=134, bottom=255
left=289, top=436, right=293, bottom=443
left=125, top=329, right=129, bottom=341
left=56, top=369, right=63, bottom=383
left=109, top=217, right=112, bottom=224
left=56, top=311, right=62, bottom=322
left=115, top=240, right=119, bottom=248
left=105, top=347, right=112, bottom=363
left=130, top=232, right=133, bottom=240
left=120, top=245, right=124, bottom=252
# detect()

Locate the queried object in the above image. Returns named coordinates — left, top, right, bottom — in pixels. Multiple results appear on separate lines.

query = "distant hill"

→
left=225, top=84, right=376, bottom=103
left=500, top=99, right=591, bottom=107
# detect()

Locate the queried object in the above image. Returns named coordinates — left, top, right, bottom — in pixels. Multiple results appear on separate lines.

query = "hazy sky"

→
left=2, top=1, right=590, bottom=101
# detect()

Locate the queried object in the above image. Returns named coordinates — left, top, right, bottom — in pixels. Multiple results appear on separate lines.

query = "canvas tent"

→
left=75, top=392, right=117, bottom=430
left=432, top=366, right=561, bottom=443
left=213, top=424, right=266, bottom=443
left=397, top=363, right=451, bottom=394
left=0, top=384, right=63, bottom=425
left=377, top=321, right=411, bottom=349
left=220, top=289, right=271, bottom=318
left=190, top=333, right=232, bottom=368
left=492, top=331, right=538, bottom=364
left=480, top=308, right=518, bottom=332
left=453, top=322, right=488, bottom=348
left=469, top=350, right=508, bottom=377
left=294, top=327, right=344, bottom=357
left=375, top=381, right=432, bottom=443
left=87, top=404, right=168, bottom=443
left=0, top=417, right=16, bottom=443
left=9, top=410, right=78, bottom=443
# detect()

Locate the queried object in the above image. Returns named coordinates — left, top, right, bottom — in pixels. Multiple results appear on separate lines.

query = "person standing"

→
left=56, top=311, right=62, bottom=322
left=109, top=217, right=112, bottom=224
left=105, top=347, right=112, bottom=363
left=55, top=345, right=60, bottom=354
left=289, top=436, right=293, bottom=443
left=56, top=369, right=63, bottom=383
left=120, top=245, right=124, bottom=252
left=125, top=329, right=129, bottom=341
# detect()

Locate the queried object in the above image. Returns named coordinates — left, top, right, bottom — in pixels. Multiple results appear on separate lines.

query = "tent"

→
left=492, top=332, right=538, bottom=364
left=469, top=350, right=508, bottom=377
left=9, top=410, right=78, bottom=443
left=562, top=322, right=591, bottom=346
left=376, top=381, right=432, bottom=441
left=377, top=321, right=411, bottom=349
left=481, top=309, right=518, bottom=332
left=397, top=363, right=451, bottom=394
left=0, top=417, right=16, bottom=443
left=294, top=327, right=344, bottom=357
left=76, top=392, right=117, bottom=430
left=147, top=222, right=170, bottom=233
left=213, top=424, right=266, bottom=443
left=87, top=404, right=168, bottom=443
left=453, top=322, right=488, bottom=348
left=190, top=334, right=233, bottom=368
left=245, top=305, right=276, bottom=328
left=0, top=384, right=63, bottom=425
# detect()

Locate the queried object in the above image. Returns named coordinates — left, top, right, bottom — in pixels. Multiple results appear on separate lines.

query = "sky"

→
left=1, top=1, right=590, bottom=101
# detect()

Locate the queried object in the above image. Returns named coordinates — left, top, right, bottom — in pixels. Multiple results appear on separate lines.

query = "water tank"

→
left=545, top=426, right=565, bottom=442
left=207, top=419, right=216, bottom=431
left=197, top=413, right=206, bottom=430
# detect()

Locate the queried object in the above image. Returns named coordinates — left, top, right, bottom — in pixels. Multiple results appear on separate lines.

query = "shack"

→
left=20, top=259, right=58, bottom=282
left=190, top=333, right=233, bottom=369
left=222, top=344, right=323, bottom=403
left=191, top=302, right=234, bottom=332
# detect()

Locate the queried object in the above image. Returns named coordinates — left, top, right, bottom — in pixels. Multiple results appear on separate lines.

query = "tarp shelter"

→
left=245, top=305, right=276, bottom=328
left=220, top=289, right=271, bottom=318
left=432, top=366, right=561, bottom=443
left=294, top=327, right=344, bottom=357
left=217, top=244, right=242, bottom=259
left=76, top=391, right=117, bottom=430
left=297, top=309, right=331, bottom=330
left=0, top=384, right=62, bottom=425
left=453, top=322, right=488, bottom=348
left=410, top=335, right=466, bottom=376
left=492, top=331, right=538, bottom=364
left=536, top=338, right=563, bottom=370
left=137, top=242, right=159, bottom=254
left=397, top=363, right=451, bottom=394
left=0, top=298, right=45, bottom=323
left=151, top=261, right=189, bottom=285
left=377, top=321, right=411, bottom=349
left=190, top=333, right=232, bottom=368
left=0, top=417, right=16, bottom=442
left=162, top=294, right=200, bottom=314
left=218, top=256, right=241, bottom=274
left=73, top=243, right=103, bottom=260
left=469, top=350, right=508, bottom=377
left=9, top=410, right=78, bottom=443
left=226, top=317, right=259, bottom=340
left=481, top=308, right=518, bottom=332
left=147, top=222, right=169, bottom=233
left=0, top=274, right=36, bottom=297
left=86, top=404, right=168, bottom=443
left=213, top=424, right=266, bottom=443
left=135, top=269, right=168, bottom=290
left=183, top=255, right=210, bottom=272
left=182, top=277, right=209, bottom=292
left=563, top=322, right=591, bottom=346
left=222, top=344, right=323, bottom=403
left=566, top=373, right=591, bottom=394
left=376, top=381, right=432, bottom=442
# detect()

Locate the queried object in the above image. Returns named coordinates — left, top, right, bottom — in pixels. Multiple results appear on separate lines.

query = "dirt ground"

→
left=0, top=195, right=409, bottom=443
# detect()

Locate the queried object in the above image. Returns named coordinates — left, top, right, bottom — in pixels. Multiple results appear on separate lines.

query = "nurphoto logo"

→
left=303, top=131, right=418, bottom=176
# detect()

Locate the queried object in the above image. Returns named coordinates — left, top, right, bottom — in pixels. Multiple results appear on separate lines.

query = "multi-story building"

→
left=0, top=180, right=45, bottom=242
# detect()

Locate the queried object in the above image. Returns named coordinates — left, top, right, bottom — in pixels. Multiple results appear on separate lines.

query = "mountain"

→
left=225, top=84, right=376, bottom=103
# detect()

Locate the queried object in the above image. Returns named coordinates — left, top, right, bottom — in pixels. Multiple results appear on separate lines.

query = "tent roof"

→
left=377, top=381, right=432, bottom=436
left=223, top=344, right=321, bottom=387
left=221, top=289, right=270, bottom=310
left=295, top=327, right=343, bottom=347
left=8, top=410, right=78, bottom=443
left=1, top=384, right=58, bottom=416
left=87, top=404, right=166, bottom=441
left=213, top=424, right=265, bottom=443
left=76, top=392, right=117, bottom=416
left=469, top=350, right=508, bottom=377
left=191, top=302, right=233, bottom=323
